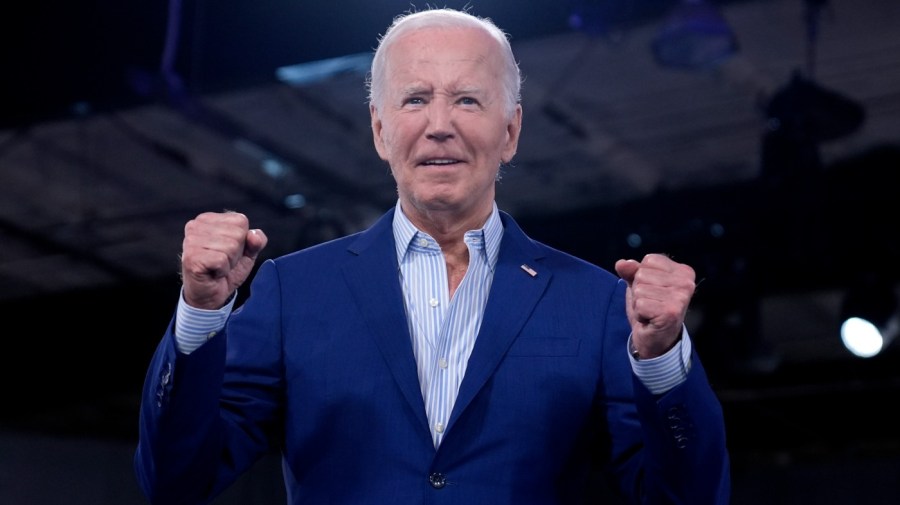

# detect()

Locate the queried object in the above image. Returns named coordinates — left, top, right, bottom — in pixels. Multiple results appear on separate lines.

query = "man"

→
left=134, top=7, right=730, bottom=504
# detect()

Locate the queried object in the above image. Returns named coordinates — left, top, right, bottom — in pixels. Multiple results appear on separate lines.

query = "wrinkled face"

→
left=370, top=26, right=522, bottom=223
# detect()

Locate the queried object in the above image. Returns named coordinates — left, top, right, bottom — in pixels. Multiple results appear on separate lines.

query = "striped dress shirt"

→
left=392, top=202, right=502, bottom=448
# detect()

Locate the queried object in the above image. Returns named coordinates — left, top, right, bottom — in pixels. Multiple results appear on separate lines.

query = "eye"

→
left=458, top=96, right=479, bottom=106
left=403, top=96, right=426, bottom=106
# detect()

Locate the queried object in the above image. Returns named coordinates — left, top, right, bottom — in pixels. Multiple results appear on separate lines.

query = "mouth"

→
left=420, top=158, right=462, bottom=167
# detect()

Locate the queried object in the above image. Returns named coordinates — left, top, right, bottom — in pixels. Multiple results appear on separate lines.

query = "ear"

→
left=501, top=105, right=523, bottom=163
left=370, top=104, right=389, bottom=161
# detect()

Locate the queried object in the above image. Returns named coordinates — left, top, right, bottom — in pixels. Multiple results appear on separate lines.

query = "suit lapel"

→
left=340, top=209, right=431, bottom=435
left=448, top=213, right=551, bottom=430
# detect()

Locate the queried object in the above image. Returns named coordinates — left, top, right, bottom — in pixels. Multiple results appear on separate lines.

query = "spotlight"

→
left=840, top=276, right=900, bottom=358
left=651, top=0, right=738, bottom=69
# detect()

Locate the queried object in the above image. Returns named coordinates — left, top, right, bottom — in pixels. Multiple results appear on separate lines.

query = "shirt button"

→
left=429, top=297, right=439, bottom=307
left=434, top=422, right=445, bottom=433
left=438, top=358, right=448, bottom=369
left=429, top=472, right=447, bottom=489
left=418, top=238, right=428, bottom=247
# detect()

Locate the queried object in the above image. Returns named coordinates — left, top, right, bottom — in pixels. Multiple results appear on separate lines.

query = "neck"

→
left=401, top=201, right=493, bottom=248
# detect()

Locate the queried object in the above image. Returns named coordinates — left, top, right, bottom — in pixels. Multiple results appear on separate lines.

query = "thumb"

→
left=228, top=229, right=268, bottom=294
left=244, top=229, right=268, bottom=261
left=615, top=258, right=639, bottom=285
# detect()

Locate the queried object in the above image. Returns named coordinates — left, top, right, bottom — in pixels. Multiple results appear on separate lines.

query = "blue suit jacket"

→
left=135, top=208, right=730, bottom=504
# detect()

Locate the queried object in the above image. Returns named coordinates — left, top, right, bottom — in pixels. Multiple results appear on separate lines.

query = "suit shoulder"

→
left=268, top=232, right=363, bottom=269
left=531, top=239, right=619, bottom=283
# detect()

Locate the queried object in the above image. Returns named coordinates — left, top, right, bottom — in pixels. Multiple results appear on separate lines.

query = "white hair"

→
left=366, top=8, right=522, bottom=118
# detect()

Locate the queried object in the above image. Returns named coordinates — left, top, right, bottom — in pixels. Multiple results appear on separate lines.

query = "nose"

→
left=425, top=102, right=455, bottom=141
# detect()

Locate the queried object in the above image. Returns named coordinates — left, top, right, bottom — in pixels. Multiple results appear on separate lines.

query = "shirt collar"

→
left=392, top=200, right=503, bottom=273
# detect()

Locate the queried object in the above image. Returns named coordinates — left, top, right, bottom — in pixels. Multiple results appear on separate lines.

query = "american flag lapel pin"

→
left=520, top=264, right=538, bottom=277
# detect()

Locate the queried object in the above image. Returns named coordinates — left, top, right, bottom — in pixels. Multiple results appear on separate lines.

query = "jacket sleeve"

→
left=134, top=260, right=286, bottom=505
left=601, top=280, right=731, bottom=505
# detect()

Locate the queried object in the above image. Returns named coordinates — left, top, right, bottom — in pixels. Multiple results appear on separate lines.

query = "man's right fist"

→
left=180, top=211, right=268, bottom=310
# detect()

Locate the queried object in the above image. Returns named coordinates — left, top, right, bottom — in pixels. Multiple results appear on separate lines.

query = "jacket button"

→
left=429, top=472, right=446, bottom=489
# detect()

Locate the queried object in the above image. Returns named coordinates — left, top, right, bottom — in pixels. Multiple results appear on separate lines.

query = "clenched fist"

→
left=615, top=253, right=696, bottom=359
left=180, top=211, right=268, bottom=310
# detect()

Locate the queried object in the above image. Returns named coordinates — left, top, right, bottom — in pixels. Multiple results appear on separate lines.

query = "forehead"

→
left=386, top=26, right=503, bottom=80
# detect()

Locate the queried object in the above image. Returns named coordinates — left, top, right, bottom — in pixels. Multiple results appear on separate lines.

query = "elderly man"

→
left=135, top=7, right=730, bottom=504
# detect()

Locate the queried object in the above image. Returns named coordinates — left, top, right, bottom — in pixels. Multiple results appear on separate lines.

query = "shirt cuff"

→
left=628, top=326, right=693, bottom=395
left=173, top=288, right=237, bottom=354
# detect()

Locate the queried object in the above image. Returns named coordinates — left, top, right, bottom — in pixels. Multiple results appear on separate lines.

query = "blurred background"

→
left=1, top=0, right=899, bottom=503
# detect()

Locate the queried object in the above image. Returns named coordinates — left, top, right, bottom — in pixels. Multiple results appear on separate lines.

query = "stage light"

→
left=764, top=72, right=866, bottom=144
left=840, top=277, right=899, bottom=358
left=760, top=71, right=865, bottom=183
left=651, top=0, right=738, bottom=70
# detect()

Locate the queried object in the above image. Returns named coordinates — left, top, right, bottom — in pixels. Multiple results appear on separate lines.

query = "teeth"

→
left=425, top=159, right=456, bottom=165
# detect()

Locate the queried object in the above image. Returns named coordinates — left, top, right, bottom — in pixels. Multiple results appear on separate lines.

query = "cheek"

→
left=380, top=125, right=408, bottom=154
left=377, top=129, right=406, bottom=165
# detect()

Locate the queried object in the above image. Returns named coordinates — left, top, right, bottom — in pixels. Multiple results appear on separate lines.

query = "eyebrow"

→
left=399, top=85, right=485, bottom=98
left=399, top=84, right=430, bottom=96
